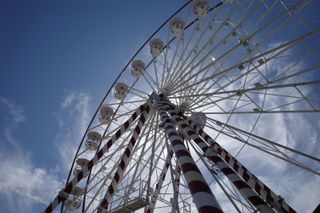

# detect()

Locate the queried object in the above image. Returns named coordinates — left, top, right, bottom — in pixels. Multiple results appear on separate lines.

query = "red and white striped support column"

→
left=43, top=103, right=150, bottom=213
left=161, top=103, right=274, bottom=212
left=98, top=107, right=151, bottom=212
left=154, top=94, right=223, bottom=213
left=171, top=163, right=181, bottom=213
left=146, top=149, right=174, bottom=213
left=160, top=99, right=295, bottom=213
left=174, top=164, right=181, bottom=193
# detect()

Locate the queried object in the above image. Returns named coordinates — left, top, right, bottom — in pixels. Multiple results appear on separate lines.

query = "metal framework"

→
left=44, top=0, right=320, bottom=212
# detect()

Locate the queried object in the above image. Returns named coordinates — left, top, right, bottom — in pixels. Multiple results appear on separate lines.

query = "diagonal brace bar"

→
left=98, top=103, right=152, bottom=212
left=43, top=102, right=150, bottom=213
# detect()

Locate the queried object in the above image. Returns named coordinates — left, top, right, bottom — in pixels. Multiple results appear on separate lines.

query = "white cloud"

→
left=60, top=93, right=77, bottom=109
left=261, top=171, right=320, bottom=212
left=0, top=96, right=26, bottom=125
left=0, top=97, right=63, bottom=213
left=0, top=150, right=63, bottom=212
left=54, top=92, right=92, bottom=172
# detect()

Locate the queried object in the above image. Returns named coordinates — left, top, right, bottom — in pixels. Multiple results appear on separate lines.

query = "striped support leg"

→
left=161, top=103, right=274, bottom=212
left=154, top=94, right=223, bottom=213
left=174, top=164, right=181, bottom=193
left=159, top=99, right=295, bottom=213
left=171, top=163, right=181, bottom=213
left=146, top=148, right=174, bottom=213
left=98, top=106, right=151, bottom=212
left=43, top=103, right=149, bottom=213
left=185, top=117, right=295, bottom=213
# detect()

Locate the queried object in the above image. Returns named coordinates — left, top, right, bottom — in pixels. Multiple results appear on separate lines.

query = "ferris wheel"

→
left=44, top=0, right=320, bottom=212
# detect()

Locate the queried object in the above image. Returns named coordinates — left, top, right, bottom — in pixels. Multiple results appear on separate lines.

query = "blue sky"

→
left=0, top=1, right=185, bottom=212
left=1, top=1, right=320, bottom=213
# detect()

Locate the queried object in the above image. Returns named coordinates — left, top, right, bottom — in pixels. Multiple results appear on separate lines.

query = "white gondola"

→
left=99, top=105, right=114, bottom=124
left=73, top=158, right=89, bottom=177
left=114, top=82, right=129, bottom=100
left=170, top=18, right=185, bottom=38
left=85, top=131, right=101, bottom=151
left=65, top=199, right=81, bottom=211
left=189, top=112, right=207, bottom=129
left=193, top=0, right=209, bottom=18
left=70, top=186, right=85, bottom=196
left=131, top=60, right=145, bottom=77
left=150, top=38, right=164, bottom=58
left=76, top=158, right=90, bottom=166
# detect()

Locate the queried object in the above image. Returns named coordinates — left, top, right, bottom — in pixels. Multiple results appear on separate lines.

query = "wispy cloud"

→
left=0, top=93, right=93, bottom=212
left=53, top=92, right=92, bottom=172
left=0, top=150, right=63, bottom=212
left=0, top=97, right=63, bottom=213
left=0, top=97, right=26, bottom=125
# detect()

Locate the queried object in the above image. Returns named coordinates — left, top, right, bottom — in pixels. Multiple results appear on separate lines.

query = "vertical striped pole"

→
left=174, top=164, right=181, bottom=193
left=98, top=105, right=151, bottom=212
left=154, top=94, right=223, bottom=213
left=160, top=98, right=295, bottom=213
left=43, top=103, right=149, bottom=213
left=146, top=148, right=174, bottom=213
left=161, top=103, right=274, bottom=212
left=171, top=163, right=181, bottom=213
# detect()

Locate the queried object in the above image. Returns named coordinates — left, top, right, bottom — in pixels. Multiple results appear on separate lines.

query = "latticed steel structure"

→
left=45, top=0, right=320, bottom=212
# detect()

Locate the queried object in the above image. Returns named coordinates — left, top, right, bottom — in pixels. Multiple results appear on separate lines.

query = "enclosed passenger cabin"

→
left=131, top=60, right=145, bottom=77
left=150, top=38, right=164, bottom=58
left=114, top=83, right=129, bottom=100
left=99, top=105, right=114, bottom=124
left=65, top=199, right=81, bottom=211
left=170, top=18, right=185, bottom=38
left=73, top=158, right=89, bottom=177
left=70, top=186, right=85, bottom=196
left=85, top=131, right=101, bottom=151
left=193, top=0, right=209, bottom=18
